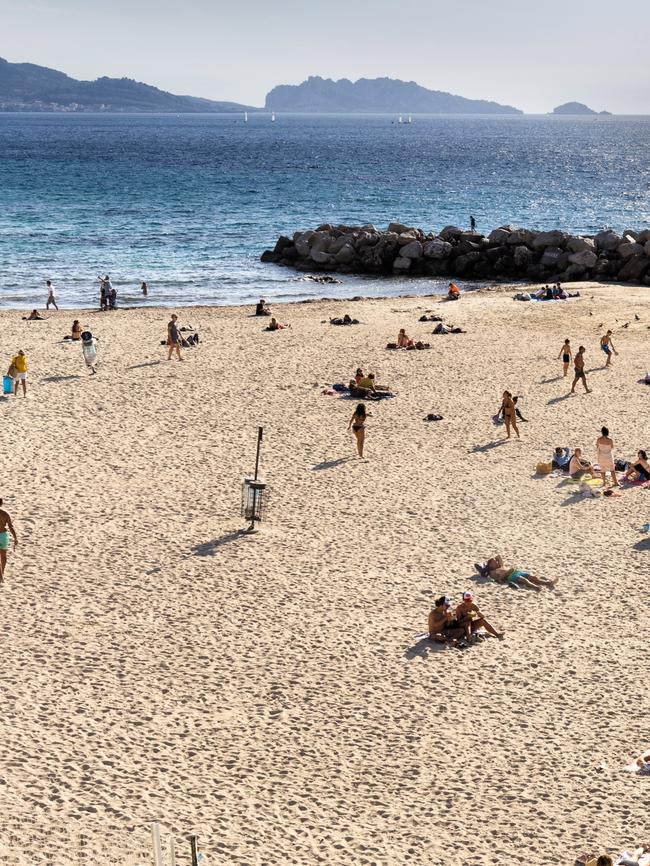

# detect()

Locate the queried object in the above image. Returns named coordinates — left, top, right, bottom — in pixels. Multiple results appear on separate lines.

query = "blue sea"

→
left=0, top=112, right=648, bottom=309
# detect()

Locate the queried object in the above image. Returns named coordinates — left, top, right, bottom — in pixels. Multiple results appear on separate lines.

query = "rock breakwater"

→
left=261, top=224, right=650, bottom=284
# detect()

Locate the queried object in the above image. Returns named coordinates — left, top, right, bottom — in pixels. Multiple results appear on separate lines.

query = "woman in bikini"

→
left=596, top=426, right=618, bottom=487
left=348, top=403, right=367, bottom=458
left=397, top=328, right=414, bottom=348
left=500, top=391, right=519, bottom=440
left=558, top=338, right=572, bottom=377
left=624, top=450, right=650, bottom=482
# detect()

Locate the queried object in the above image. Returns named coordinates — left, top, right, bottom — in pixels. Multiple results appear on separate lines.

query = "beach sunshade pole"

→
left=168, top=835, right=177, bottom=866
left=151, top=822, right=164, bottom=866
left=241, top=427, right=268, bottom=533
left=253, top=425, right=263, bottom=481
left=190, top=835, right=199, bottom=866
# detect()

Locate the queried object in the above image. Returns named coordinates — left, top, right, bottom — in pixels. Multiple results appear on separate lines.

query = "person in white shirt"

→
left=46, top=280, right=58, bottom=311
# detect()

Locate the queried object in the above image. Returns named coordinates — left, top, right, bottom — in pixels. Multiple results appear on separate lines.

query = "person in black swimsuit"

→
left=558, top=338, right=572, bottom=377
left=167, top=314, right=183, bottom=361
left=347, top=403, right=367, bottom=458
left=625, top=450, right=650, bottom=482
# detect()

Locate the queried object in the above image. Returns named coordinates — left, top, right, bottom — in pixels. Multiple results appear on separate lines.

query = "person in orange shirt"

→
left=447, top=282, right=461, bottom=300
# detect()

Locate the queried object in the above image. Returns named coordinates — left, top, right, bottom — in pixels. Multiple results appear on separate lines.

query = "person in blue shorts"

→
left=599, top=330, right=618, bottom=367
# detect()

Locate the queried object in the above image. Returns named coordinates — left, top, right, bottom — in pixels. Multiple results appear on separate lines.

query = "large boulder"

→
left=618, top=254, right=650, bottom=282
left=355, top=231, right=379, bottom=248
left=513, top=245, right=534, bottom=269
left=488, top=228, right=511, bottom=245
left=507, top=228, right=537, bottom=247
left=397, top=231, right=419, bottom=246
left=295, top=232, right=314, bottom=257
left=566, top=236, right=595, bottom=253
left=309, top=231, right=332, bottom=253
left=563, top=264, right=587, bottom=281
left=310, top=249, right=332, bottom=264
left=273, top=235, right=293, bottom=255
left=594, top=230, right=622, bottom=252
left=423, top=238, right=453, bottom=259
left=645, top=240, right=650, bottom=256
left=392, top=256, right=412, bottom=272
left=540, top=246, right=565, bottom=267
left=387, top=222, right=410, bottom=235
left=637, top=229, right=650, bottom=244
left=454, top=251, right=481, bottom=274
left=532, top=230, right=567, bottom=250
left=329, top=233, right=355, bottom=254
left=568, top=250, right=598, bottom=269
left=335, top=244, right=356, bottom=265
left=400, top=240, right=423, bottom=259
left=439, top=225, right=463, bottom=241
left=618, top=242, right=644, bottom=259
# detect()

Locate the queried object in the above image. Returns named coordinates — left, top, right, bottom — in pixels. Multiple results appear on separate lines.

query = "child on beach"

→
left=558, top=338, right=572, bottom=376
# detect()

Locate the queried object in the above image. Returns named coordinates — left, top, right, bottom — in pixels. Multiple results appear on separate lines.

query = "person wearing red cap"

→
left=455, top=592, right=504, bottom=642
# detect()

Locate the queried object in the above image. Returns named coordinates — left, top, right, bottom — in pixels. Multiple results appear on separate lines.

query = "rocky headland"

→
left=261, top=224, right=650, bottom=285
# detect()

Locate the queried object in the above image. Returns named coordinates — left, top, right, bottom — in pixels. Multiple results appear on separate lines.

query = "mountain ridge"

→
left=0, top=57, right=256, bottom=113
left=265, top=75, right=523, bottom=114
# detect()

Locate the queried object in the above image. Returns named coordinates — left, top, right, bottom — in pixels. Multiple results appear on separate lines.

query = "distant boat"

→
left=407, top=114, right=412, bottom=124
left=398, top=115, right=403, bottom=124
left=271, top=112, right=276, bottom=122
left=244, top=111, right=248, bottom=123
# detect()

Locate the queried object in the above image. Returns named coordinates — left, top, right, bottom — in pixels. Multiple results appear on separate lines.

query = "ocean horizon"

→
left=1, top=112, right=648, bottom=310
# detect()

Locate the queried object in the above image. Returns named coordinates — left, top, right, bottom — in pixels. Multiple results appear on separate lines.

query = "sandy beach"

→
left=0, top=282, right=648, bottom=866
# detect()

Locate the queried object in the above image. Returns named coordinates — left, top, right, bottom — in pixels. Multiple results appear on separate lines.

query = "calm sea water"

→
left=0, top=113, right=648, bottom=309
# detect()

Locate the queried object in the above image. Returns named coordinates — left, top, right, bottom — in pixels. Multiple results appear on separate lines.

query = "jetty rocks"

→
left=261, top=224, right=650, bottom=284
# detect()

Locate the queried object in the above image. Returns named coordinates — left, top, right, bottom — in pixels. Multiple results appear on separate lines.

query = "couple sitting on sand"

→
left=349, top=369, right=392, bottom=400
left=474, top=555, right=556, bottom=592
left=428, top=592, right=504, bottom=648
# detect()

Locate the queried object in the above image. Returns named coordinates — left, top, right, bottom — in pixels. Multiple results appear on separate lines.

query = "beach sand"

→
left=0, top=283, right=648, bottom=865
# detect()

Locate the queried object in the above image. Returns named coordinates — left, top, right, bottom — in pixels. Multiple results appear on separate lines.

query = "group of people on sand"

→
left=348, top=368, right=392, bottom=402
left=428, top=591, right=503, bottom=648
left=557, top=330, right=619, bottom=395
left=551, top=430, right=649, bottom=486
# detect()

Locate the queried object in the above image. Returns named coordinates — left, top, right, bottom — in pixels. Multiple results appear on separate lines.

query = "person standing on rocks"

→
left=470, top=215, right=476, bottom=232
left=600, top=330, right=618, bottom=367
left=570, top=346, right=591, bottom=394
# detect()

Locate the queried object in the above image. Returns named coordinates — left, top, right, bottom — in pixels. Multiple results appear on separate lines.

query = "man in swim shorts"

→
left=570, top=346, right=591, bottom=394
left=0, top=499, right=18, bottom=584
left=455, top=592, right=504, bottom=641
left=481, top=555, right=556, bottom=591
left=599, top=330, right=618, bottom=367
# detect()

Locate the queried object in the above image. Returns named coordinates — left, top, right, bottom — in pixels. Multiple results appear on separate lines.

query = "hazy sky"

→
left=2, top=0, right=648, bottom=113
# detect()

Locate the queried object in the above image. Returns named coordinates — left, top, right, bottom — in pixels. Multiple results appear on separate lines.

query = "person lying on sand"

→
left=330, top=314, right=358, bottom=325
left=397, top=328, right=414, bottom=348
left=624, top=450, right=650, bottom=482
left=476, top=555, right=556, bottom=591
left=23, top=309, right=47, bottom=321
left=568, top=448, right=596, bottom=479
left=266, top=317, right=289, bottom=331
left=455, top=592, right=504, bottom=641
left=428, top=596, right=465, bottom=645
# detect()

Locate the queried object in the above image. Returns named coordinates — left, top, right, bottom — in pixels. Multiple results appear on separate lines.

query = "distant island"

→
left=551, top=102, right=612, bottom=116
left=0, top=57, right=256, bottom=113
left=265, top=76, right=523, bottom=114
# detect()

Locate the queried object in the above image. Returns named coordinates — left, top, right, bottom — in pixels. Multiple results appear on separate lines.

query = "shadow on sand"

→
left=633, top=537, right=650, bottom=551
left=128, top=360, right=163, bottom=370
left=311, top=457, right=351, bottom=471
left=470, top=440, right=507, bottom=454
left=41, top=375, right=82, bottom=383
left=404, top=636, right=447, bottom=660
left=191, top=530, right=249, bottom=557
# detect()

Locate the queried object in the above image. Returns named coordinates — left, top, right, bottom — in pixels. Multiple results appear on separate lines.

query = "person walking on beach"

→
left=570, top=346, right=591, bottom=394
left=500, top=391, right=519, bottom=439
left=348, top=403, right=367, bottom=458
left=98, top=275, right=112, bottom=311
left=167, top=314, right=183, bottom=361
left=596, top=426, right=618, bottom=487
left=9, top=350, right=28, bottom=397
left=45, top=280, right=58, bottom=311
left=558, top=338, right=572, bottom=377
left=0, top=499, right=18, bottom=584
left=600, top=330, right=618, bottom=367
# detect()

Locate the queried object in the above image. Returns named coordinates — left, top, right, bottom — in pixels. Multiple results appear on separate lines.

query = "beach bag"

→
left=3, top=375, right=13, bottom=394
left=386, top=342, right=397, bottom=350
left=536, top=462, right=552, bottom=475
left=615, top=459, right=629, bottom=472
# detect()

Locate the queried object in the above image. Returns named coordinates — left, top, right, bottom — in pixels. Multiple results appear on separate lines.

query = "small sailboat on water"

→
left=244, top=111, right=248, bottom=123
left=407, top=114, right=412, bottom=124
left=271, top=111, right=276, bottom=122
left=398, top=115, right=403, bottom=124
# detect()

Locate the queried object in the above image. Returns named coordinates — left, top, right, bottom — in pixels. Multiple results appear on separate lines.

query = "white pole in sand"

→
left=168, top=836, right=177, bottom=866
left=151, top=822, right=164, bottom=866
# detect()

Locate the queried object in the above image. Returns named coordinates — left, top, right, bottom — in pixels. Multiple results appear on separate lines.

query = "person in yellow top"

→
left=9, top=349, right=28, bottom=397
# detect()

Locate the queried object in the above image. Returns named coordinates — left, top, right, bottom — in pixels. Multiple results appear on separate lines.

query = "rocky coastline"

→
left=261, top=224, right=650, bottom=285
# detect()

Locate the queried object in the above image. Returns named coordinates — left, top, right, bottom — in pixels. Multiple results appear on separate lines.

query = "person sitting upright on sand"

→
left=25, top=309, right=47, bottom=321
left=568, top=448, right=596, bottom=479
left=397, top=328, right=414, bottom=348
left=255, top=298, right=271, bottom=317
left=428, top=596, right=465, bottom=645
left=455, top=592, right=504, bottom=641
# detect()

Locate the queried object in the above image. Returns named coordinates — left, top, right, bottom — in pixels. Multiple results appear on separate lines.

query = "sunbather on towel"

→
left=569, top=448, right=596, bottom=479
left=478, top=555, right=556, bottom=591
left=625, top=450, right=650, bottom=482
left=397, top=328, right=414, bottom=348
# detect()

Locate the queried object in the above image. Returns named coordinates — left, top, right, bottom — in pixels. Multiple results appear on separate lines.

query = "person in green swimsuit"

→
left=483, top=554, right=556, bottom=591
left=0, top=499, right=18, bottom=584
